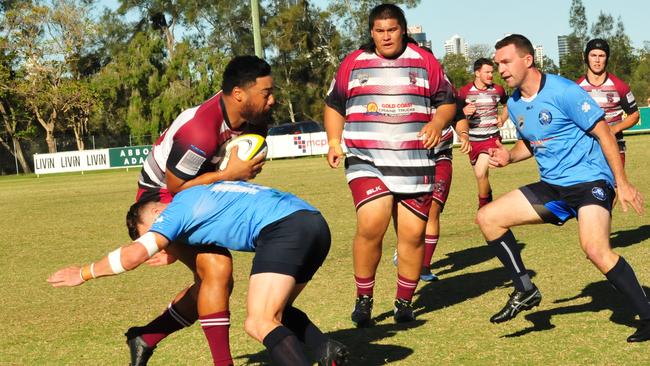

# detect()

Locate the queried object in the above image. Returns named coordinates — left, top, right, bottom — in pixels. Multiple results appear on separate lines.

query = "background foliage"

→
left=1, top=0, right=649, bottom=174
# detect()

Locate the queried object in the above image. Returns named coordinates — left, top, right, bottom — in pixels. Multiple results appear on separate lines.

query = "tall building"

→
left=557, top=35, right=569, bottom=62
left=444, top=34, right=468, bottom=59
left=534, top=44, right=544, bottom=68
left=407, top=25, right=432, bottom=50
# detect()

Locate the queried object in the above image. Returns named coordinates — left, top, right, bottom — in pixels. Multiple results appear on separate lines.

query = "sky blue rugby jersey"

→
left=149, top=181, right=318, bottom=251
left=507, top=74, right=614, bottom=187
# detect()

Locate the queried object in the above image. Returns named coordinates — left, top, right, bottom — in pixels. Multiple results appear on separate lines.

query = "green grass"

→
left=2, top=135, right=649, bottom=365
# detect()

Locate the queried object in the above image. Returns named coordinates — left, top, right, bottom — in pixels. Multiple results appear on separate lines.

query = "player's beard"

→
left=241, top=100, right=272, bottom=127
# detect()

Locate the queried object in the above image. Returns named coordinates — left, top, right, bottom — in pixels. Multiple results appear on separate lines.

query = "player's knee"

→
left=582, top=243, right=611, bottom=266
left=476, top=206, right=491, bottom=229
left=244, top=316, right=267, bottom=342
left=196, top=253, right=233, bottom=284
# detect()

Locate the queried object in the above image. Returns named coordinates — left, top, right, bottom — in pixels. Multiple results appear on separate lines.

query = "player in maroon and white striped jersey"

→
left=456, top=58, right=508, bottom=210
left=125, top=56, right=274, bottom=366
left=577, top=38, right=639, bottom=166
left=324, top=4, right=455, bottom=327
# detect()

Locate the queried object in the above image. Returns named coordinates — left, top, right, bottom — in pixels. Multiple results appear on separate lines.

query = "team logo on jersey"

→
left=591, top=187, right=607, bottom=201
left=492, top=95, right=499, bottom=103
left=433, top=179, right=447, bottom=195
left=357, top=73, right=369, bottom=86
left=538, top=110, right=552, bottom=125
left=517, top=115, right=525, bottom=128
left=409, top=72, right=417, bottom=85
left=366, top=102, right=379, bottom=114
left=606, top=93, right=615, bottom=103
left=581, top=102, right=591, bottom=113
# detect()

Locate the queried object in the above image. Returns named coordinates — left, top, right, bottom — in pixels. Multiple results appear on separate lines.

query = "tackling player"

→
left=48, top=181, right=349, bottom=366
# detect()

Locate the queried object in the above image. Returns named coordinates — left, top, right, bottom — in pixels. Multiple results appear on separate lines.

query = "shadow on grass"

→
left=236, top=242, right=533, bottom=365
left=610, top=225, right=650, bottom=248
left=430, top=241, right=527, bottom=277
left=235, top=320, right=424, bottom=365
left=503, top=281, right=648, bottom=338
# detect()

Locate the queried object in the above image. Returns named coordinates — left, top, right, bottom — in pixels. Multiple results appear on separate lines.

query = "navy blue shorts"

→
left=251, top=210, right=331, bottom=284
left=520, top=180, right=615, bottom=226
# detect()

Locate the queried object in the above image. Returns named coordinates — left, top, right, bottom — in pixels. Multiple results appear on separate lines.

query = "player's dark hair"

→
left=126, top=198, right=160, bottom=240
left=359, top=3, right=417, bottom=54
left=221, top=55, right=271, bottom=94
left=494, top=34, right=536, bottom=67
left=473, top=58, right=494, bottom=72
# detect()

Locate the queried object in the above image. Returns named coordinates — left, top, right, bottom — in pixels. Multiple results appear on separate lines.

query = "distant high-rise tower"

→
left=534, top=45, right=544, bottom=68
left=444, top=34, right=468, bottom=59
left=408, top=26, right=432, bottom=50
left=557, top=35, right=569, bottom=63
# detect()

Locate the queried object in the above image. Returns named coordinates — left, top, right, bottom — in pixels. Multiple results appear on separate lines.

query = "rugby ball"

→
left=218, top=134, right=268, bottom=170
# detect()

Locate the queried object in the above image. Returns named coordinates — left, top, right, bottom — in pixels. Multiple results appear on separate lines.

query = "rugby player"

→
left=577, top=39, right=639, bottom=166
left=477, top=34, right=649, bottom=342
left=324, top=3, right=455, bottom=326
left=47, top=181, right=349, bottom=365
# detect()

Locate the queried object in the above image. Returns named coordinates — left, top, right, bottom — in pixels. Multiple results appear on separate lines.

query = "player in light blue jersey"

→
left=476, top=34, right=648, bottom=343
left=47, top=181, right=349, bottom=366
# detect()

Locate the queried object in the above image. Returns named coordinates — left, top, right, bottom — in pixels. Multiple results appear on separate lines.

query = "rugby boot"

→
left=490, top=285, right=542, bottom=323
left=627, top=319, right=650, bottom=342
left=393, top=298, right=415, bottom=323
left=125, top=327, right=156, bottom=366
left=317, top=339, right=350, bottom=366
left=420, top=266, right=439, bottom=282
left=351, top=295, right=373, bottom=327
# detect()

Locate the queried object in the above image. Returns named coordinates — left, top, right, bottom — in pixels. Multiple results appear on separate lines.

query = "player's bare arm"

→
left=610, top=110, right=640, bottom=135
left=166, top=146, right=265, bottom=194
left=488, top=139, right=532, bottom=168
left=47, top=232, right=170, bottom=287
left=420, top=102, right=456, bottom=149
left=497, top=105, right=509, bottom=127
left=324, top=105, right=346, bottom=168
left=590, top=120, right=644, bottom=214
left=453, top=118, right=472, bottom=154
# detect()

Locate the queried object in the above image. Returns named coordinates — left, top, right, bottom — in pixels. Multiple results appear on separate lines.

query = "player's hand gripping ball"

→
left=219, top=134, right=268, bottom=170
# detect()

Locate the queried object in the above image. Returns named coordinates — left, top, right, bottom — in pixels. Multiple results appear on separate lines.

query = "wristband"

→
left=80, top=264, right=93, bottom=281
left=90, top=262, right=96, bottom=279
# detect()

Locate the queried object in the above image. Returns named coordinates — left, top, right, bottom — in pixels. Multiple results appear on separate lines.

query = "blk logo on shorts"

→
left=592, top=187, right=607, bottom=201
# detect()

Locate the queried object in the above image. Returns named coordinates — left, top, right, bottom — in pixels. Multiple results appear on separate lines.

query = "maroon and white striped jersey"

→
left=456, top=83, right=507, bottom=141
left=325, top=43, right=455, bottom=194
left=576, top=73, right=638, bottom=147
left=138, top=92, right=243, bottom=191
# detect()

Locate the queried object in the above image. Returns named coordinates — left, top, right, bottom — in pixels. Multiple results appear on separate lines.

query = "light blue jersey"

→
left=149, top=181, right=318, bottom=251
left=508, top=74, right=614, bottom=186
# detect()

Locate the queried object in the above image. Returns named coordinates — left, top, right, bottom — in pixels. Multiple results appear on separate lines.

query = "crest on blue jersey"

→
left=591, top=187, right=607, bottom=201
left=538, top=110, right=552, bottom=125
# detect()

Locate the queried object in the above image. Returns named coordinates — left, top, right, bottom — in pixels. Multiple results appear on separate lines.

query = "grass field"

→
left=2, top=135, right=649, bottom=365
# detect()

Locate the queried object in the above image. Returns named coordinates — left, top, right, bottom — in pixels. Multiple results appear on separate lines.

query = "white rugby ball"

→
left=218, top=134, right=268, bottom=170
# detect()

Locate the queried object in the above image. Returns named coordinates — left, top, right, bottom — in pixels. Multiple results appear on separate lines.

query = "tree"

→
left=264, top=0, right=342, bottom=124
left=630, top=45, right=650, bottom=107
left=539, top=55, right=559, bottom=75
left=441, top=53, right=471, bottom=90
left=559, top=0, right=588, bottom=79
left=467, top=44, right=493, bottom=64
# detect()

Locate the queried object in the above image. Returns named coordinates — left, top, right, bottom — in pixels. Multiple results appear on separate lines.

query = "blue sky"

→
left=98, top=0, right=647, bottom=63
left=394, top=0, right=648, bottom=63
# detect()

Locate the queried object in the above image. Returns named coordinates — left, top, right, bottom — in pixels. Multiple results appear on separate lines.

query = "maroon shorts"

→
left=469, top=136, right=501, bottom=165
left=348, top=177, right=432, bottom=220
left=431, top=159, right=452, bottom=208
left=136, top=187, right=173, bottom=203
